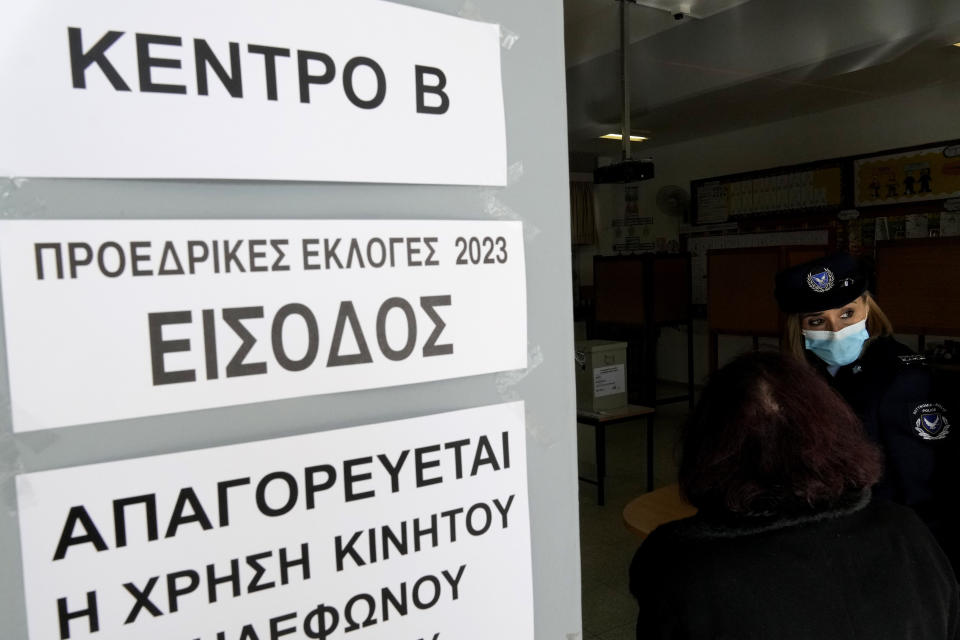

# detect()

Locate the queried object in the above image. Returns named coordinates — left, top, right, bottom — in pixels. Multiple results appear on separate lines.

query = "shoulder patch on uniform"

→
left=912, top=403, right=951, bottom=440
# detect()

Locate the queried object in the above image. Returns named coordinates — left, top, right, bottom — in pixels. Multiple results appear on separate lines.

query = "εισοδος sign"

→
left=0, top=219, right=527, bottom=432
left=15, top=402, right=533, bottom=640
left=0, top=0, right=506, bottom=185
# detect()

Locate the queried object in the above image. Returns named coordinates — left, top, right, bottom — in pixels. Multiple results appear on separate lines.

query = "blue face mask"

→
left=803, top=318, right=869, bottom=367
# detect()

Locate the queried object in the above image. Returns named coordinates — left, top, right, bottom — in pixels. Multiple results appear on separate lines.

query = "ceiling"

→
left=564, top=0, right=960, bottom=160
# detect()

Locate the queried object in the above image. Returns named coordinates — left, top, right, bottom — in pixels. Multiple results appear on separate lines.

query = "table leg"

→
left=646, top=415, right=655, bottom=492
left=687, top=319, right=695, bottom=411
left=709, top=331, right=719, bottom=374
left=595, top=422, right=606, bottom=506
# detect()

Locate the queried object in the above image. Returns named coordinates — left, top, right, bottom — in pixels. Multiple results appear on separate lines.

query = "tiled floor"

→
left=577, top=399, right=689, bottom=640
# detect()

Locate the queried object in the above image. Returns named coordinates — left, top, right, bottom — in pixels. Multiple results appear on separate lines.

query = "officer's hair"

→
left=678, top=351, right=882, bottom=516
left=783, top=293, right=894, bottom=359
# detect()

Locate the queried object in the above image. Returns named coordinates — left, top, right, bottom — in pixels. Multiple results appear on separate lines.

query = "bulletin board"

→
left=691, top=161, right=845, bottom=225
left=855, top=142, right=960, bottom=208
left=691, top=139, right=960, bottom=234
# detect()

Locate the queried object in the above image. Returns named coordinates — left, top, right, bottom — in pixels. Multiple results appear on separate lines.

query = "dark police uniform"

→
left=775, top=253, right=957, bottom=568
left=808, top=339, right=954, bottom=533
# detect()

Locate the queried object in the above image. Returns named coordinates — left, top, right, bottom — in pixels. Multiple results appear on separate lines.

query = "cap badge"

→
left=913, top=403, right=951, bottom=440
left=806, top=267, right=835, bottom=293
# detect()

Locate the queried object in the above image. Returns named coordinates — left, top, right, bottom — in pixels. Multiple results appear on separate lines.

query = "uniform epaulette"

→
left=897, top=354, right=927, bottom=367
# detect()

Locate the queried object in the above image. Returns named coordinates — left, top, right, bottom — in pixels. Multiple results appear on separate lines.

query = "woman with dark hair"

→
left=629, top=352, right=959, bottom=640
left=774, top=252, right=956, bottom=564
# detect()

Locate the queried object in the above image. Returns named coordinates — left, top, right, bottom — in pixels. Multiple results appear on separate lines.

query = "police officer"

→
left=774, top=252, right=956, bottom=568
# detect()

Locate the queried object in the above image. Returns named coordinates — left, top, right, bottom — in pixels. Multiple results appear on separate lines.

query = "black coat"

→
left=808, top=336, right=958, bottom=563
left=629, top=495, right=959, bottom=640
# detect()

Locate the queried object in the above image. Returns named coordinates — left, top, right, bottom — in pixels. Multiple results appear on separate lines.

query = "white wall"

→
left=578, top=79, right=960, bottom=383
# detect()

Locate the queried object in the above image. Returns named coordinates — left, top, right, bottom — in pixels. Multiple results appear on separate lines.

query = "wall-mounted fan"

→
left=655, top=185, right=690, bottom=221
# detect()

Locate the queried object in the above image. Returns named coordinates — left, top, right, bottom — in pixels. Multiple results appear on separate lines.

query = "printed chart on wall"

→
left=694, top=166, right=844, bottom=223
left=0, top=220, right=527, bottom=432
left=15, top=402, right=534, bottom=640
left=0, top=0, right=507, bottom=185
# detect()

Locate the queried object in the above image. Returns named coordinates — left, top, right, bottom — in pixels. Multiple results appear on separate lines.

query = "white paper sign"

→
left=940, top=212, right=960, bottom=237
left=0, top=220, right=527, bottom=432
left=593, top=365, right=625, bottom=398
left=0, top=0, right=506, bottom=185
left=15, top=402, right=532, bottom=640
left=905, top=214, right=929, bottom=239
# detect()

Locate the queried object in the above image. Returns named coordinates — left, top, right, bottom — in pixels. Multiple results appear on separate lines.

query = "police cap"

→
left=774, top=252, right=868, bottom=313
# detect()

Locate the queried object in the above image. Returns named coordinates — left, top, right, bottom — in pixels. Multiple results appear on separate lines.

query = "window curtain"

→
left=570, top=181, right=597, bottom=246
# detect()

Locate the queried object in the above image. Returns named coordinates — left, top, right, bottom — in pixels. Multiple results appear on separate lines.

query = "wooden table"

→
left=577, top=404, right=655, bottom=505
left=622, top=483, right=697, bottom=539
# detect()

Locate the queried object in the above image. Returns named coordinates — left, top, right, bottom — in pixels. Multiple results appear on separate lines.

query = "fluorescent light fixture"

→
left=600, top=133, right=648, bottom=142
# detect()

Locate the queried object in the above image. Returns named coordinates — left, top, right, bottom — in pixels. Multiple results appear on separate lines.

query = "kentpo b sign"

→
left=0, top=0, right=506, bottom=185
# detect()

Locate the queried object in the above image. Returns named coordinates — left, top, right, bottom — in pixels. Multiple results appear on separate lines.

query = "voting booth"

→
left=707, top=245, right=830, bottom=371
left=591, top=253, right=694, bottom=406
left=875, top=237, right=960, bottom=343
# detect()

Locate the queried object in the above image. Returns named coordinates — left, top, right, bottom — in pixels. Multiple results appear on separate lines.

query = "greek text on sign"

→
left=593, top=365, right=625, bottom=398
left=15, top=402, right=533, bottom=640
left=0, top=0, right=506, bottom=184
left=0, top=220, right=527, bottom=432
